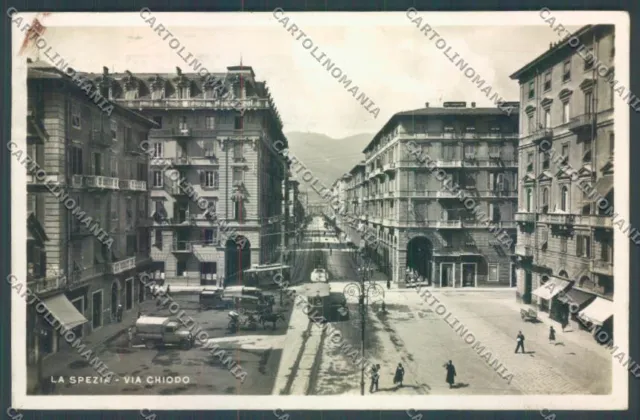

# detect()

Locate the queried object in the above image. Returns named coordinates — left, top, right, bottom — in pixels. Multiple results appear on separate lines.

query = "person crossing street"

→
left=515, top=331, right=526, bottom=353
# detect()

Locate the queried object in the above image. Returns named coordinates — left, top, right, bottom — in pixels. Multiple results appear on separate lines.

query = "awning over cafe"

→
left=578, top=297, right=614, bottom=326
left=532, top=278, right=571, bottom=301
left=42, top=294, right=88, bottom=330
left=556, top=288, right=595, bottom=308
left=592, top=176, right=613, bottom=200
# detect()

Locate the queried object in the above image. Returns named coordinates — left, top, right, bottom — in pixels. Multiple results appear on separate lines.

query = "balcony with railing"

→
left=110, top=256, right=136, bottom=274
left=538, top=213, right=575, bottom=225
left=84, top=175, right=119, bottom=190
left=515, top=212, right=537, bottom=223
left=119, top=179, right=147, bottom=191
left=433, top=220, right=463, bottom=228
left=574, top=214, right=613, bottom=229
left=383, top=162, right=397, bottom=173
left=174, top=156, right=193, bottom=166
left=529, top=128, right=554, bottom=143
left=119, top=97, right=270, bottom=110
left=91, top=129, right=112, bottom=147
left=173, top=127, right=192, bottom=137
left=69, top=264, right=106, bottom=288
left=472, top=190, right=518, bottom=198
left=27, top=274, right=67, bottom=294
left=590, top=259, right=613, bottom=276
left=172, top=240, right=194, bottom=253
left=568, top=113, right=595, bottom=132
left=435, top=160, right=463, bottom=168
left=71, top=174, right=85, bottom=188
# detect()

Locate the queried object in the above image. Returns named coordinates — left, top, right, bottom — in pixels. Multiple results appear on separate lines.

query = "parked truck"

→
left=134, top=316, right=195, bottom=350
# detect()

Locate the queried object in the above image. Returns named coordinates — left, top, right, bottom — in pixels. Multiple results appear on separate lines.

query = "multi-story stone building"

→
left=349, top=101, right=520, bottom=287
left=339, top=162, right=366, bottom=247
left=92, top=65, right=289, bottom=287
left=510, top=25, right=615, bottom=335
left=25, top=60, right=155, bottom=363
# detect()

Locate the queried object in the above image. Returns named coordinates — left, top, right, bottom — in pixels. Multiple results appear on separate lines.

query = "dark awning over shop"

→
left=557, top=288, right=595, bottom=308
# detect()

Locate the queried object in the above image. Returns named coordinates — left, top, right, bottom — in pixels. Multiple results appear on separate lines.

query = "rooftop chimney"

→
left=425, top=102, right=429, bottom=108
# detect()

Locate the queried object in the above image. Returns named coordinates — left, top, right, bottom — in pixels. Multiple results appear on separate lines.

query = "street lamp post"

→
left=344, top=257, right=383, bottom=396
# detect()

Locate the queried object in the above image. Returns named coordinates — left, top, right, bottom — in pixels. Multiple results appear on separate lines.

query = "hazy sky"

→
left=17, top=13, right=579, bottom=138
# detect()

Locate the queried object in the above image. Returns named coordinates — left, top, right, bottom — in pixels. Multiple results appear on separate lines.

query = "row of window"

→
left=151, top=168, right=244, bottom=188
left=527, top=51, right=596, bottom=100
left=123, top=82, right=241, bottom=101
left=153, top=115, right=244, bottom=130
left=524, top=133, right=614, bottom=173
left=68, top=147, right=148, bottom=179
left=150, top=141, right=243, bottom=159
left=524, top=232, right=612, bottom=262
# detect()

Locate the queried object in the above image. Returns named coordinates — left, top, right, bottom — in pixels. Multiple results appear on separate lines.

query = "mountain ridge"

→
left=284, top=131, right=373, bottom=201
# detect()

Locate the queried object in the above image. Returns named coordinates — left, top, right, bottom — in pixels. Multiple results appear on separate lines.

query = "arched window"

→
left=526, top=188, right=533, bottom=212
left=542, top=188, right=549, bottom=213
left=560, top=186, right=569, bottom=212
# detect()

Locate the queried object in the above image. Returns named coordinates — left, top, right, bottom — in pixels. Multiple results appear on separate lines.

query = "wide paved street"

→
left=275, top=217, right=612, bottom=395
left=43, top=216, right=612, bottom=396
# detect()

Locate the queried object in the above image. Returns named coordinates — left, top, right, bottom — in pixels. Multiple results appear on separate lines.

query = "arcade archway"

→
left=406, top=236, right=433, bottom=281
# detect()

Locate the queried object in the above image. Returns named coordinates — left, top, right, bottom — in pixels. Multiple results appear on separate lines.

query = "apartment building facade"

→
left=339, top=162, right=366, bottom=247
left=26, top=61, right=155, bottom=363
left=97, top=65, right=288, bottom=287
left=338, top=102, right=520, bottom=288
left=511, top=25, right=615, bottom=336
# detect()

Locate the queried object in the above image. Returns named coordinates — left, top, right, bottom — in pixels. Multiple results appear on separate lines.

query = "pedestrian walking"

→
left=444, top=360, right=456, bottom=388
left=127, top=327, right=134, bottom=347
left=548, top=326, right=556, bottom=343
left=166, top=285, right=171, bottom=296
left=116, top=304, right=123, bottom=322
left=386, top=279, right=391, bottom=290
left=515, top=330, right=525, bottom=353
left=393, top=363, right=405, bottom=387
left=137, top=310, right=142, bottom=319
left=369, top=365, right=379, bottom=393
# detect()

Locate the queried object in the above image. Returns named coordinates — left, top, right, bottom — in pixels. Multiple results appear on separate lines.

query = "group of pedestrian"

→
left=369, top=363, right=405, bottom=393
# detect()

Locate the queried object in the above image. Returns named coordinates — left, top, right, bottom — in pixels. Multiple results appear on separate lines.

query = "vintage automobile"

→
left=199, top=288, right=224, bottom=310
left=311, top=268, right=328, bottom=283
left=134, top=316, right=195, bottom=350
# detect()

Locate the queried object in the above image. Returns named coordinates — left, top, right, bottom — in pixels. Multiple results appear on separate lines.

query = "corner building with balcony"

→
left=25, top=61, right=156, bottom=364
left=510, top=25, right=614, bottom=336
left=359, top=102, right=520, bottom=288
left=98, top=65, right=288, bottom=287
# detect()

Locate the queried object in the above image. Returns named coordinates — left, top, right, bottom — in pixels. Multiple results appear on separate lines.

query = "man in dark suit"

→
left=515, top=331, right=525, bottom=353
